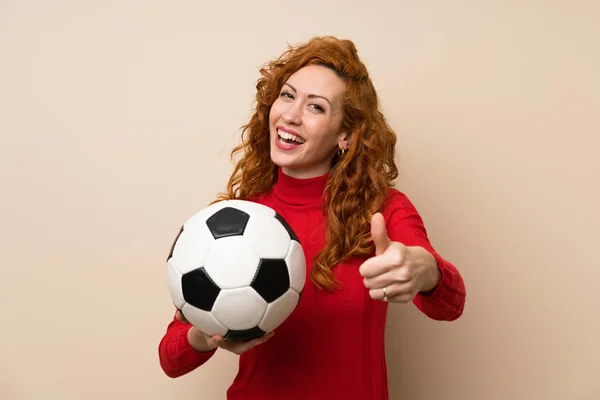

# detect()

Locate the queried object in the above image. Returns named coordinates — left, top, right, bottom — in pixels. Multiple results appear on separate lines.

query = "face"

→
left=269, top=64, right=349, bottom=179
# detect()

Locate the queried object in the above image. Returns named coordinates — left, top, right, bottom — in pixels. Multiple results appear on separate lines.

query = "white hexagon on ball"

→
left=259, top=289, right=300, bottom=333
left=243, top=216, right=291, bottom=259
left=166, top=259, right=185, bottom=309
left=181, top=303, right=228, bottom=337
left=212, top=287, right=267, bottom=330
left=170, top=223, right=214, bottom=275
left=203, top=236, right=260, bottom=289
left=285, top=241, right=307, bottom=293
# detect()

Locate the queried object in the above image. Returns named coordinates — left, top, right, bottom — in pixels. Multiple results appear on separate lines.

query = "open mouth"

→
left=277, top=129, right=306, bottom=145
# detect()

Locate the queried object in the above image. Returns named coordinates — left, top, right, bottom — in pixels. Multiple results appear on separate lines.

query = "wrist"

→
left=187, top=326, right=216, bottom=353
left=421, top=250, right=441, bottom=293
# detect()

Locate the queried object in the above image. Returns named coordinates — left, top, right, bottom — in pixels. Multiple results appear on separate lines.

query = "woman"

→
left=158, top=36, right=466, bottom=399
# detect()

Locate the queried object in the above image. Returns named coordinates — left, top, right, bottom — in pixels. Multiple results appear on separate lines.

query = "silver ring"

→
left=382, top=286, right=388, bottom=302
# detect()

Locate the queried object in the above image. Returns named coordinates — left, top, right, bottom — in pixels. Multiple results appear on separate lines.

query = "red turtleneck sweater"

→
left=158, top=169, right=466, bottom=399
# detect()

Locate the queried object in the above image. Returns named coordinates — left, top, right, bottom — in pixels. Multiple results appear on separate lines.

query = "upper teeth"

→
left=278, top=129, right=305, bottom=144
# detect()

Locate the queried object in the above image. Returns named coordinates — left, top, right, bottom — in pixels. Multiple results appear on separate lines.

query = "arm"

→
left=158, top=311, right=217, bottom=378
left=384, top=190, right=466, bottom=321
left=412, top=249, right=466, bottom=321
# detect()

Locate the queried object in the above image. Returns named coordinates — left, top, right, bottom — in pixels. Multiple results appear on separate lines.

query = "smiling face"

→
left=269, top=64, right=349, bottom=179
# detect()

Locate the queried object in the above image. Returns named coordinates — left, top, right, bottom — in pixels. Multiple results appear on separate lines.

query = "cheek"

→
left=307, top=120, right=339, bottom=146
left=269, top=100, right=283, bottom=125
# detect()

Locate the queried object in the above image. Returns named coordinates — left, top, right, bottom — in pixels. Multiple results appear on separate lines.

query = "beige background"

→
left=1, top=1, right=599, bottom=399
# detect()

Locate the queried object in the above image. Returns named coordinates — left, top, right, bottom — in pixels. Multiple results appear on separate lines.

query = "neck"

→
left=272, top=167, right=329, bottom=207
left=281, top=165, right=332, bottom=180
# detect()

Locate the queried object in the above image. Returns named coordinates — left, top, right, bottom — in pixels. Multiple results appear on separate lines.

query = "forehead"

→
left=285, top=65, right=346, bottom=102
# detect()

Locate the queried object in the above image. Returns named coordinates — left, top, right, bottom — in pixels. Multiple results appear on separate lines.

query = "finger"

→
left=255, top=331, right=275, bottom=345
left=386, top=293, right=415, bottom=304
left=359, top=254, right=393, bottom=278
left=220, top=331, right=274, bottom=354
left=368, top=281, right=415, bottom=301
left=371, top=212, right=391, bottom=256
left=246, top=331, right=274, bottom=349
left=206, top=334, right=224, bottom=348
left=363, top=269, right=409, bottom=289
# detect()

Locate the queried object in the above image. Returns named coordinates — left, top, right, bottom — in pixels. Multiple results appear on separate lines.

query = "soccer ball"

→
left=166, top=199, right=306, bottom=342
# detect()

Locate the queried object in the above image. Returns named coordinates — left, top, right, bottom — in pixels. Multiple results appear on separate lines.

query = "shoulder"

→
left=379, top=187, right=429, bottom=239
left=381, top=187, right=419, bottom=216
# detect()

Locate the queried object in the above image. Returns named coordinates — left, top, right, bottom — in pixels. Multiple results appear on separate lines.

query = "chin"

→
left=270, top=149, right=292, bottom=169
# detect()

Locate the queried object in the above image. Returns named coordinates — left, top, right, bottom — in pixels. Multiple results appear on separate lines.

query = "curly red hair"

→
left=216, top=36, right=398, bottom=291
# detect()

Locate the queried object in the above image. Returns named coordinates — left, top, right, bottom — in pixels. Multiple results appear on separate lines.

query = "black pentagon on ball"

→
left=275, top=213, right=300, bottom=244
left=181, top=267, right=221, bottom=311
left=224, top=326, right=266, bottom=342
left=206, top=207, right=250, bottom=239
left=251, top=258, right=290, bottom=303
left=166, top=225, right=184, bottom=262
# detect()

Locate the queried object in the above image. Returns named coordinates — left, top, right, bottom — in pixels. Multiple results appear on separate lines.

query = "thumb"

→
left=206, top=334, right=223, bottom=348
left=371, top=212, right=391, bottom=256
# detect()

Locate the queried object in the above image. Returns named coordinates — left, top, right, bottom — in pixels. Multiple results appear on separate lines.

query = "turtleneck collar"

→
left=272, top=167, right=329, bottom=207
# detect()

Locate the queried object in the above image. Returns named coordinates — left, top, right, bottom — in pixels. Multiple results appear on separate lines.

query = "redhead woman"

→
left=158, top=36, right=466, bottom=400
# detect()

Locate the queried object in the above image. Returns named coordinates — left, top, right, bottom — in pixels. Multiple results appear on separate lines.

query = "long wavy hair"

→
left=216, top=36, right=399, bottom=292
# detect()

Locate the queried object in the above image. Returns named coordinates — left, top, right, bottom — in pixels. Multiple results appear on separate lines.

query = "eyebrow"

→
left=284, top=83, right=332, bottom=106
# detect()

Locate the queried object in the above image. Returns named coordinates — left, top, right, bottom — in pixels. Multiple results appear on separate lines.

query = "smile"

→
left=277, top=129, right=306, bottom=144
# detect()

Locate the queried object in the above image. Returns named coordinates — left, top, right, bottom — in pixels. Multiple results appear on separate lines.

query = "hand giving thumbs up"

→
left=359, top=212, right=441, bottom=303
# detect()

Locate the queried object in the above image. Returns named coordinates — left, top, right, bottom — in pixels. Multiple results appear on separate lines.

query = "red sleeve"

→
left=158, top=312, right=217, bottom=378
left=383, top=189, right=466, bottom=321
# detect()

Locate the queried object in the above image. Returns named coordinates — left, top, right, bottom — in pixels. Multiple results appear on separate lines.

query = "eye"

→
left=309, top=103, right=324, bottom=112
left=280, top=91, right=294, bottom=99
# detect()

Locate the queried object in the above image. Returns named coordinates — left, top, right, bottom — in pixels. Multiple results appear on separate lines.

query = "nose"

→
left=282, top=101, right=302, bottom=126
